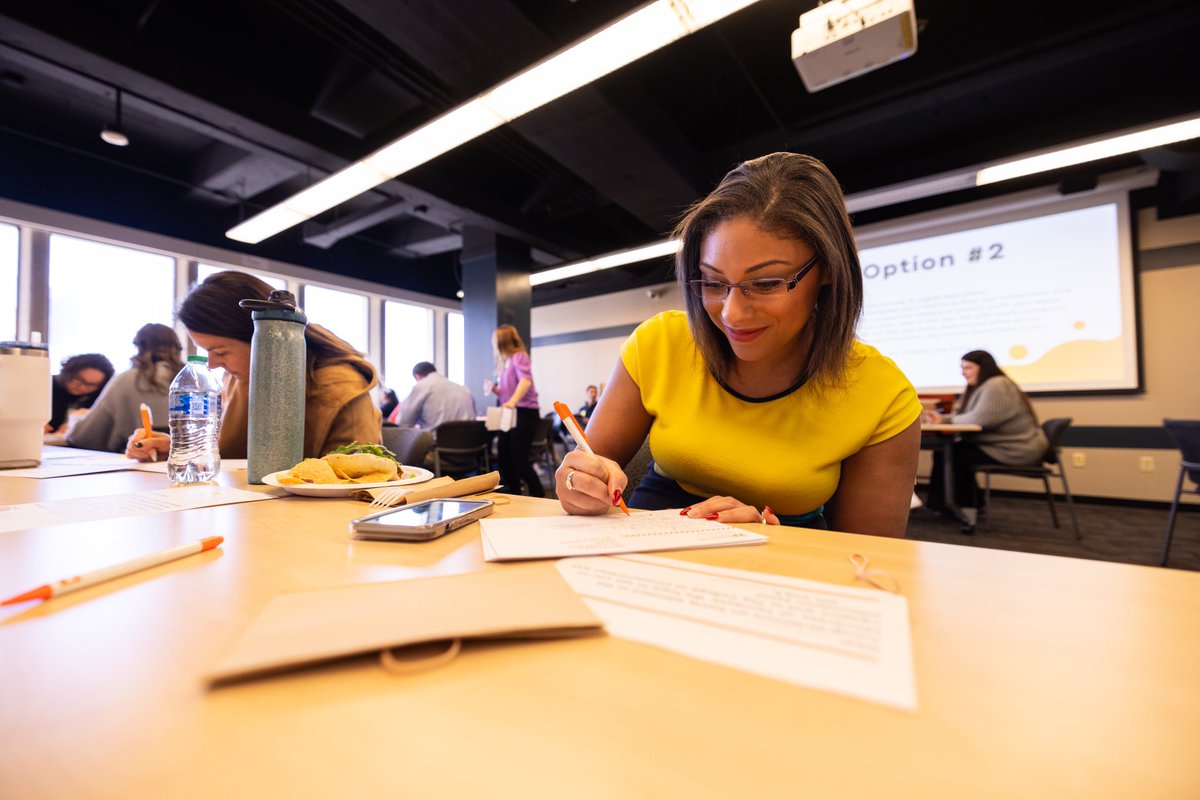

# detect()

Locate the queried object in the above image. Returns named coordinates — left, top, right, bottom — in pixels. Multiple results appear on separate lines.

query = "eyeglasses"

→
left=686, top=254, right=820, bottom=302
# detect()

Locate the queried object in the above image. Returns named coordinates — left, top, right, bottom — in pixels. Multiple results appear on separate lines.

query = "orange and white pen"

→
left=139, top=402, right=157, bottom=462
left=1, top=536, right=224, bottom=605
left=553, top=400, right=629, bottom=516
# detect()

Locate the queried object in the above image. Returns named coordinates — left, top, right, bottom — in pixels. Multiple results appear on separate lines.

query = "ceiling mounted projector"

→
left=791, top=0, right=917, bottom=93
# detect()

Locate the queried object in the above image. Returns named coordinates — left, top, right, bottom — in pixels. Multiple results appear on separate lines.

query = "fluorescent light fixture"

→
left=976, top=113, right=1200, bottom=186
left=530, top=239, right=680, bottom=286
left=227, top=0, right=762, bottom=244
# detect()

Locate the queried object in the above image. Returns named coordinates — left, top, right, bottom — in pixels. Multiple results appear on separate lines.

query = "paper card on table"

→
left=478, top=509, right=767, bottom=562
left=556, top=554, right=917, bottom=711
left=2, top=460, right=140, bottom=478
left=128, top=458, right=248, bottom=474
left=0, top=485, right=278, bottom=534
left=207, top=563, right=604, bottom=685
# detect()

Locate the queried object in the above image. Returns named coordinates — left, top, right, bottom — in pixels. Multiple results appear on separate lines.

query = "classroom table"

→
left=1, top=467, right=1198, bottom=799
left=921, top=422, right=983, bottom=526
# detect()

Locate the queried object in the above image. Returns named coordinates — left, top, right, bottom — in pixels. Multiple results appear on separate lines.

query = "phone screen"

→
left=367, top=500, right=483, bottom=528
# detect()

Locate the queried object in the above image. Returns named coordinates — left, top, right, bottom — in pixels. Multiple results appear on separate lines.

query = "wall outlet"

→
left=1071, top=452, right=1087, bottom=468
left=1139, top=456, right=1155, bottom=473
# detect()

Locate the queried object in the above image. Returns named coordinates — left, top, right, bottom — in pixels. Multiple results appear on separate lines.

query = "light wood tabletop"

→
left=1, top=466, right=1198, bottom=799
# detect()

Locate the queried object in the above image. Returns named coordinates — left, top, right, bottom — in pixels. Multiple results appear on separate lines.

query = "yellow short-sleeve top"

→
left=620, top=311, right=921, bottom=515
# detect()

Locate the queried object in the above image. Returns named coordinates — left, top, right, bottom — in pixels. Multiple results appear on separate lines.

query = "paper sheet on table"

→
left=556, top=554, right=917, bottom=711
left=208, top=562, right=604, bottom=685
left=128, top=458, right=248, bottom=474
left=478, top=509, right=767, bottom=561
left=0, top=485, right=278, bottom=533
left=3, top=459, right=141, bottom=478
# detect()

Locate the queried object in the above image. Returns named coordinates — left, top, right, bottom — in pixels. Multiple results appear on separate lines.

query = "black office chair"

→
left=430, top=420, right=491, bottom=478
left=528, top=414, right=558, bottom=478
left=380, top=426, right=434, bottom=469
left=973, top=417, right=1082, bottom=539
left=1161, top=419, right=1200, bottom=567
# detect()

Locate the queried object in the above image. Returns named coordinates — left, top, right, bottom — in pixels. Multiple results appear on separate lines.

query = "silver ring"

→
left=565, top=469, right=576, bottom=492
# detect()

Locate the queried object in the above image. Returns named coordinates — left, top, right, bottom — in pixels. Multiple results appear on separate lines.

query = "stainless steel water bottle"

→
left=239, top=291, right=307, bottom=484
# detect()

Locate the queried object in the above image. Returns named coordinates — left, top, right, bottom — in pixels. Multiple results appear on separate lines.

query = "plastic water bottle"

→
left=167, top=355, right=222, bottom=485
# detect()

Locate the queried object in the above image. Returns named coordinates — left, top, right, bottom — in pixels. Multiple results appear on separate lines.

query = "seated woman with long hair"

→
left=923, top=349, right=1048, bottom=531
left=125, top=271, right=381, bottom=461
left=68, top=324, right=183, bottom=452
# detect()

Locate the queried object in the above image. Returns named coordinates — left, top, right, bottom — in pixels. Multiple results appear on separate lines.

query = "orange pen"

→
left=138, top=402, right=157, bottom=462
left=553, top=400, right=629, bottom=515
left=2, top=536, right=224, bottom=605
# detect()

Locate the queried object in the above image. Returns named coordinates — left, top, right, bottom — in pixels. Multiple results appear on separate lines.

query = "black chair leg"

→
left=1162, top=467, right=1186, bottom=567
left=1042, top=476, right=1060, bottom=528
left=982, top=473, right=992, bottom=531
left=1058, top=469, right=1082, bottom=541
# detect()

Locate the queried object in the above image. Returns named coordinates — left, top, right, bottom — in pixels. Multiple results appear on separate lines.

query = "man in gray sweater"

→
left=396, top=362, right=476, bottom=429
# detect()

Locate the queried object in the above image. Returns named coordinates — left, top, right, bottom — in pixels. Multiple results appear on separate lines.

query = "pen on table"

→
left=139, top=402, right=157, bottom=462
left=1, top=536, right=224, bottom=606
left=553, top=400, right=629, bottom=516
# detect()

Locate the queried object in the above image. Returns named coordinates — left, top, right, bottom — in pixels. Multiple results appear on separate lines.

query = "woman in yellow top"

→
left=556, top=153, right=922, bottom=535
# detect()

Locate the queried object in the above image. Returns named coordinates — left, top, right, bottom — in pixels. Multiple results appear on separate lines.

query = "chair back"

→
left=1164, top=419, right=1200, bottom=483
left=529, top=414, right=557, bottom=474
left=1040, top=417, right=1073, bottom=465
left=431, top=420, right=490, bottom=477
left=380, top=426, right=434, bottom=467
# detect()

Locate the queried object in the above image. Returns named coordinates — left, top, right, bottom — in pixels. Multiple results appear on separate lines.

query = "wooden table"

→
left=1, top=468, right=1198, bottom=799
left=921, top=422, right=984, bottom=526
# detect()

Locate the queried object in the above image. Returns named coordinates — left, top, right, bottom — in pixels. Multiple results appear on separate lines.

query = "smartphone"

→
left=349, top=498, right=494, bottom=542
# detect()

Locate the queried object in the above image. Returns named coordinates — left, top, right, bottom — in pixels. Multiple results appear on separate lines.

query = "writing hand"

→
left=557, top=450, right=627, bottom=516
left=125, top=430, right=170, bottom=462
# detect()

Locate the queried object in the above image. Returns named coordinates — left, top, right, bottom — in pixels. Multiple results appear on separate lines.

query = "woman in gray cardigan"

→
left=923, top=350, right=1047, bottom=531
left=67, top=324, right=183, bottom=452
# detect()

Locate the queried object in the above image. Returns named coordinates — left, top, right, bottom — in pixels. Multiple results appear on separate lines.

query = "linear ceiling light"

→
left=976, top=113, right=1200, bottom=186
left=529, top=239, right=681, bottom=286
left=227, top=0, right=763, bottom=244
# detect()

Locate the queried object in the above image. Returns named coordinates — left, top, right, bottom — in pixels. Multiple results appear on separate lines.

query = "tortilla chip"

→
left=277, top=458, right=344, bottom=485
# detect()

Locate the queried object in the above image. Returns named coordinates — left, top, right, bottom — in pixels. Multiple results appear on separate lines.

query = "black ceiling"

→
left=2, top=0, right=1199, bottom=304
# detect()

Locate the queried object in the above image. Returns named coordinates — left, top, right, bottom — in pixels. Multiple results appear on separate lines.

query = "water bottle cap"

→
left=239, top=290, right=308, bottom=324
left=187, top=355, right=208, bottom=363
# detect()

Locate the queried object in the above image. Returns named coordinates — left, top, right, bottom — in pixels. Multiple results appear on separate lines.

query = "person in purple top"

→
left=484, top=324, right=545, bottom=497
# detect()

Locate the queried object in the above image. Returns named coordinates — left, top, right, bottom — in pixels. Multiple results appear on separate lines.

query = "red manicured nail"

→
left=612, top=489, right=622, bottom=505
left=763, top=506, right=773, bottom=517
left=705, top=513, right=719, bottom=521
left=680, top=507, right=692, bottom=516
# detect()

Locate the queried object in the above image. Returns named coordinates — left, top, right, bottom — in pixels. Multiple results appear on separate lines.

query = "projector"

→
left=791, top=0, right=918, bottom=93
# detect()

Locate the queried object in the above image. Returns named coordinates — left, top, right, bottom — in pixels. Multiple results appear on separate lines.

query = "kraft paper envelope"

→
left=208, top=563, right=603, bottom=685
left=356, top=471, right=502, bottom=507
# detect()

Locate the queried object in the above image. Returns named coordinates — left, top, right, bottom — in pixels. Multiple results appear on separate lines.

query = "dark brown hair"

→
left=131, top=323, right=184, bottom=391
left=59, top=353, right=115, bottom=384
left=673, top=152, right=862, bottom=388
left=178, top=271, right=363, bottom=374
left=959, top=350, right=1038, bottom=423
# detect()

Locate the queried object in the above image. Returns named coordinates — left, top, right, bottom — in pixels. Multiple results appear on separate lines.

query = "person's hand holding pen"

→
left=553, top=401, right=629, bottom=516
left=556, top=448, right=629, bottom=516
left=125, top=429, right=169, bottom=462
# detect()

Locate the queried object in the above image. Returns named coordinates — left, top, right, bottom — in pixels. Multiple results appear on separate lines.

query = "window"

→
left=0, top=223, right=16, bottom=341
left=196, top=263, right=286, bottom=291
left=48, top=234, right=174, bottom=372
left=447, top=311, right=465, bottom=386
left=304, top=285, right=369, bottom=354
left=383, top=301, right=433, bottom=399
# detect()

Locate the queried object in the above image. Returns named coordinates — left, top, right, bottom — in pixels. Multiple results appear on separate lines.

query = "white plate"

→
left=262, top=465, right=434, bottom=496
